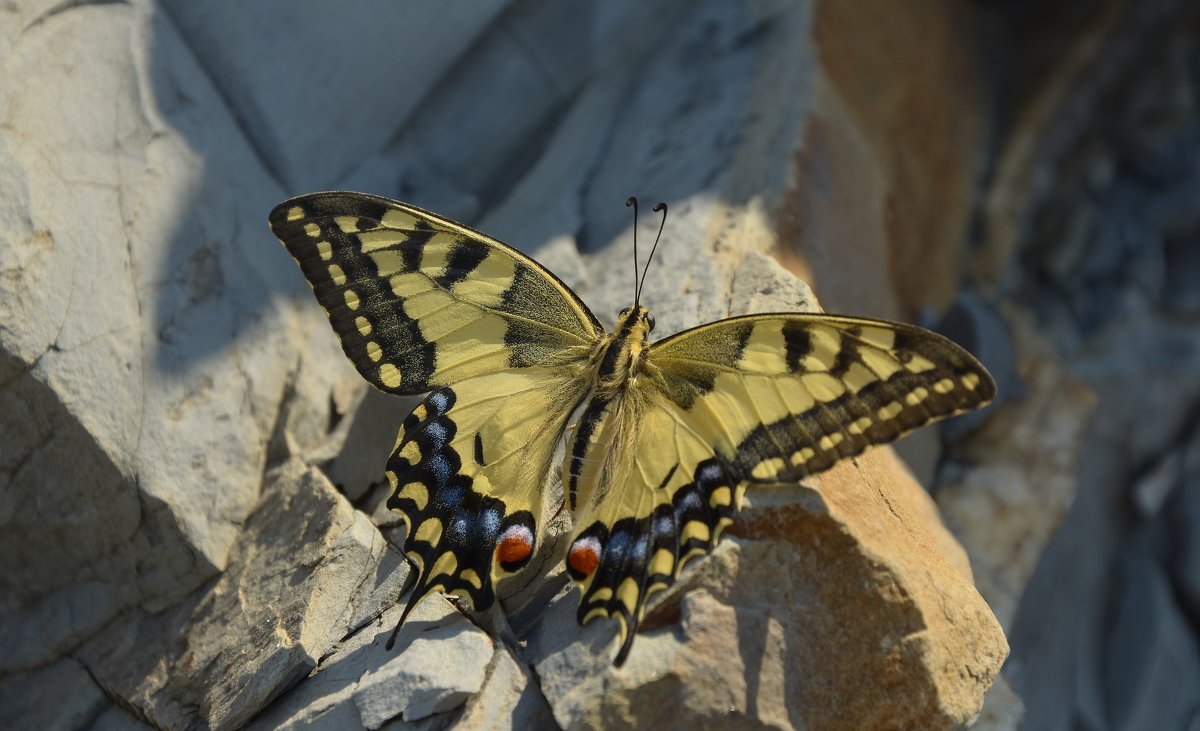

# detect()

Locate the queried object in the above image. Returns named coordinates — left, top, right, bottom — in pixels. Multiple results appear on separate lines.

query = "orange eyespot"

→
left=567, top=537, right=601, bottom=578
left=495, top=524, right=534, bottom=569
left=497, top=536, right=532, bottom=564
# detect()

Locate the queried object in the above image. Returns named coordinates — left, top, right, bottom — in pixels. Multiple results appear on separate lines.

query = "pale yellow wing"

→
left=269, top=191, right=602, bottom=394
left=386, top=367, right=589, bottom=621
left=650, top=313, right=995, bottom=482
left=269, top=192, right=605, bottom=635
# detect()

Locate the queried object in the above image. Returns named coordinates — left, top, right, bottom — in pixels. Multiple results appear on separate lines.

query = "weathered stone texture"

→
left=0, top=1, right=1014, bottom=728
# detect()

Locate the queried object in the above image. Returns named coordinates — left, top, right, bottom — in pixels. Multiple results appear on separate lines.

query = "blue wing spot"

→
left=437, top=483, right=465, bottom=507
left=630, top=533, right=648, bottom=562
left=480, top=508, right=502, bottom=537
left=424, top=421, right=447, bottom=447
left=654, top=514, right=675, bottom=539
left=428, top=454, right=455, bottom=486
left=676, top=489, right=701, bottom=511
left=696, top=461, right=725, bottom=487
left=449, top=514, right=470, bottom=541
left=606, top=529, right=630, bottom=561
left=428, top=390, right=451, bottom=413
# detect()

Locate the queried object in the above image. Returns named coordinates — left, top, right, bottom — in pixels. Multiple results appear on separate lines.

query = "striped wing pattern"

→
left=268, top=192, right=601, bottom=394
left=652, top=314, right=994, bottom=482
left=386, top=368, right=587, bottom=618
left=271, top=191, right=996, bottom=667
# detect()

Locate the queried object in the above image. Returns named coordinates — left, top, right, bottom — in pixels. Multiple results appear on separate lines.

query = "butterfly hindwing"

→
left=387, top=368, right=588, bottom=620
left=268, top=192, right=602, bottom=395
left=564, top=392, right=743, bottom=665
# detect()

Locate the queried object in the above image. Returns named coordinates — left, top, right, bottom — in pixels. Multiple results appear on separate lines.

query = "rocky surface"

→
left=1, top=1, right=1022, bottom=729
left=973, top=2, right=1200, bottom=729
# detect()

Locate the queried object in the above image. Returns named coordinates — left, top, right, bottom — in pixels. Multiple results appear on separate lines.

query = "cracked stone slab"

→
left=73, top=458, right=407, bottom=730
left=354, top=609, right=494, bottom=727
left=248, top=599, right=551, bottom=731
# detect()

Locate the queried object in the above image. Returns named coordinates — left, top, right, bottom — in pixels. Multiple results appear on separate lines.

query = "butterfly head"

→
left=616, top=305, right=655, bottom=334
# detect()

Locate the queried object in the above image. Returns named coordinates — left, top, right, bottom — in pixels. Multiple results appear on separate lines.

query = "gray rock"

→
left=158, top=0, right=510, bottom=192
left=0, top=0, right=353, bottom=676
left=74, top=459, right=407, bottom=729
left=453, top=645, right=556, bottom=730
left=0, top=656, right=113, bottom=730
left=320, top=387, right=416, bottom=503
left=354, top=612, right=494, bottom=727
left=1171, top=427, right=1200, bottom=620
left=1104, top=548, right=1200, bottom=731
left=249, top=600, right=551, bottom=730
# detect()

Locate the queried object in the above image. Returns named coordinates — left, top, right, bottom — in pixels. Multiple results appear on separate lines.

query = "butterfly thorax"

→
left=590, top=305, right=655, bottom=397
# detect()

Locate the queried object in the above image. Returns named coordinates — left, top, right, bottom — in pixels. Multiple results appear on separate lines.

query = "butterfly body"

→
left=270, top=191, right=995, bottom=666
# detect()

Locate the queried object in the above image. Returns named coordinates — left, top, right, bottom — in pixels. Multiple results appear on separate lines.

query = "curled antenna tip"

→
left=626, top=196, right=638, bottom=207
left=635, top=199, right=669, bottom=303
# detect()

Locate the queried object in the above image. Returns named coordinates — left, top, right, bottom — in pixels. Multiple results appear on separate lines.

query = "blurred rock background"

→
left=0, top=0, right=1196, bottom=728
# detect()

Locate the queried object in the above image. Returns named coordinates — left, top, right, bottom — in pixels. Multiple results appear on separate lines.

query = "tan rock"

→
left=779, top=0, right=986, bottom=321
left=76, top=459, right=408, bottom=730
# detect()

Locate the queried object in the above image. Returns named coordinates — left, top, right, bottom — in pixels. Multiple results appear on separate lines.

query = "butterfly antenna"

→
left=636, top=202, right=668, bottom=305
left=627, top=196, right=640, bottom=306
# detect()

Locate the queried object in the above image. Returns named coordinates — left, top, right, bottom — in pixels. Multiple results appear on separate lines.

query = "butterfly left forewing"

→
left=269, top=192, right=602, bottom=395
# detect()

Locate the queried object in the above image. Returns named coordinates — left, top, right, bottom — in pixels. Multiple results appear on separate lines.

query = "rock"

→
left=1104, top=547, right=1200, bottom=731
left=354, top=611, right=494, bottom=727
left=936, top=305, right=1095, bottom=631
left=0, top=0, right=351, bottom=677
left=158, top=0, right=510, bottom=193
left=0, top=0, right=1011, bottom=726
left=249, top=600, right=553, bottom=730
left=0, top=656, right=118, bottom=729
left=971, top=675, right=1026, bottom=731
left=1170, top=427, right=1200, bottom=621
left=319, top=387, right=417, bottom=503
left=74, top=459, right=408, bottom=730
left=452, top=644, right=557, bottom=730
left=780, top=1, right=987, bottom=321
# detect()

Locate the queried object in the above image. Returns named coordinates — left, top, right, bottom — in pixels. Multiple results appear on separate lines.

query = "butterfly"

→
left=269, top=191, right=995, bottom=666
